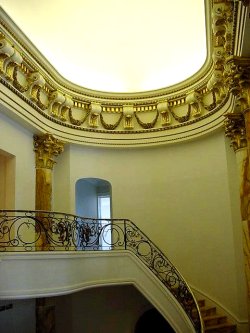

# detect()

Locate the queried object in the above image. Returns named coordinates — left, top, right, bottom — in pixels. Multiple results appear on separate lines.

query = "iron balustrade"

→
left=0, top=210, right=202, bottom=332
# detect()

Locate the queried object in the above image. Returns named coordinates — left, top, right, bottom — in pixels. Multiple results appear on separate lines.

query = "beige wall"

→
left=0, top=106, right=246, bottom=323
left=54, top=129, right=247, bottom=322
left=0, top=112, right=35, bottom=209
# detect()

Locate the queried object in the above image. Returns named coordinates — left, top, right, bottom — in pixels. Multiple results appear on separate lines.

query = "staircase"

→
left=198, top=300, right=237, bottom=333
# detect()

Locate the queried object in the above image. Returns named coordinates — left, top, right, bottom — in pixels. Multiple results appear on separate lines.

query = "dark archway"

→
left=134, top=308, right=176, bottom=333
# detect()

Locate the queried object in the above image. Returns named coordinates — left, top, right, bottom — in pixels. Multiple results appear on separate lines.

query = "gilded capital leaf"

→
left=224, top=113, right=247, bottom=152
left=224, top=56, right=250, bottom=94
left=34, top=133, right=64, bottom=169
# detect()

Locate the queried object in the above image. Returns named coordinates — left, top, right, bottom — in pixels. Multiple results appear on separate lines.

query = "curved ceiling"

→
left=0, top=0, right=207, bottom=93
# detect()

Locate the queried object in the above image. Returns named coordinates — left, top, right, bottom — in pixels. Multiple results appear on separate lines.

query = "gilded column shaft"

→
left=34, top=133, right=64, bottom=211
left=235, top=147, right=250, bottom=299
left=33, top=133, right=64, bottom=249
left=225, top=113, right=250, bottom=304
left=225, top=56, right=250, bottom=326
left=33, top=133, right=64, bottom=333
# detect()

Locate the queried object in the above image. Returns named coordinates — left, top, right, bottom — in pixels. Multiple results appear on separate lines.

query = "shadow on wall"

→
left=134, top=308, right=176, bottom=333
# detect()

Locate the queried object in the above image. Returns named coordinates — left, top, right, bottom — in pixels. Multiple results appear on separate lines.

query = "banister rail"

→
left=0, top=210, right=203, bottom=332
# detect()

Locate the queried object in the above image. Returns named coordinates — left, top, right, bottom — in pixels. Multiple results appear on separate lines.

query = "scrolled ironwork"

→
left=0, top=210, right=202, bottom=332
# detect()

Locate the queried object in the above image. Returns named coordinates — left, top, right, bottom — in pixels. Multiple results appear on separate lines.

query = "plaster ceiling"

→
left=0, top=0, right=207, bottom=93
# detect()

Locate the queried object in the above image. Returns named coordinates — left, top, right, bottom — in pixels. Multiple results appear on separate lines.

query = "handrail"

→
left=0, top=210, right=203, bottom=332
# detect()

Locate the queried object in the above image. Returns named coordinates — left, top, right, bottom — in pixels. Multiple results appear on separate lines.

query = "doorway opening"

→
left=75, top=178, right=112, bottom=249
left=0, top=149, right=15, bottom=209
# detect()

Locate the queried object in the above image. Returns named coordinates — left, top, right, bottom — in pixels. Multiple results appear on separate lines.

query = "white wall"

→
left=0, top=112, right=35, bottom=210
left=53, top=129, right=247, bottom=322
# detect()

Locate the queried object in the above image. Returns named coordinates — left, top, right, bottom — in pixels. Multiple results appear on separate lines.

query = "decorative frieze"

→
left=224, top=113, right=247, bottom=151
left=33, top=133, right=64, bottom=169
left=0, top=0, right=243, bottom=144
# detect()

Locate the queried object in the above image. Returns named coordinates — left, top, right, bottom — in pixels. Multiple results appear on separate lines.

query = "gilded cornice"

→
left=0, top=0, right=247, bottom=146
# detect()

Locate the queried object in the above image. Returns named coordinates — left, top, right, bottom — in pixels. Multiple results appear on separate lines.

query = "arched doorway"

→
left=75, top=178, right=111, bottom=218
left=75, top=178, right=112, bottom=249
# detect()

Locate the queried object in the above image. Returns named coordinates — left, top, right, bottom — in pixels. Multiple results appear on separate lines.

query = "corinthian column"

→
left=224, top=56, right=250, bottom=322
left=34, top=133, right=64, bottom=212
left=33, top=133, right=64, bottom=333
left=225, top=114, right=250, bottom=295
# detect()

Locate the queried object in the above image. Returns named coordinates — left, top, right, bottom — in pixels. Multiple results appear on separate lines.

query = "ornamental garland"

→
left=69, top=108, right=90, bottom=126
left=170, top=105, right=191, bottom=123
left=134, top=110, right=159, bottom=129
left=204, top=91, right=216, bottom=111
left=100, top=112, right=123, bottom=130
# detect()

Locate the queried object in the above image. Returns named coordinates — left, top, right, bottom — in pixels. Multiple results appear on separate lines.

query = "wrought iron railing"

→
left=0, top=210, right=202, bottom=332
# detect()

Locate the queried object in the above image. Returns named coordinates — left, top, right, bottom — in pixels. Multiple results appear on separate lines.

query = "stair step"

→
left=204, top=322, right=237, bottom=333
left=198, top=299, right=205, bottom=307
left=203, top=314, right=227, bottom=326
left=197, top=300, right=237, bottom=333
left=200, top=306, right=217, bottom=317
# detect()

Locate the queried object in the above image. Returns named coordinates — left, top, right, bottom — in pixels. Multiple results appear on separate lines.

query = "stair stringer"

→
left=0, top=251, right=198, bottom=333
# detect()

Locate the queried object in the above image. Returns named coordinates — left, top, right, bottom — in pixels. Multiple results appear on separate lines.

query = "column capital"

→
left=224, top=56, right=250, bottom=111
left=225, top=113, right=247, bottom=152
left=34, top=133, right=64, bottom=169
left=240, top=0, right=250, bottom=6
left=224, top=57, right=250, bottom=94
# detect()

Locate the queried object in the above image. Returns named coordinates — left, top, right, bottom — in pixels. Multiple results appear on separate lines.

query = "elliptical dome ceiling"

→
left=0, top=0, right=207, bottom=93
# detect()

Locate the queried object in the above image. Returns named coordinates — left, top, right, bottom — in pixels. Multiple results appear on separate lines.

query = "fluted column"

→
left=33, top=133, right=64, bottom=333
